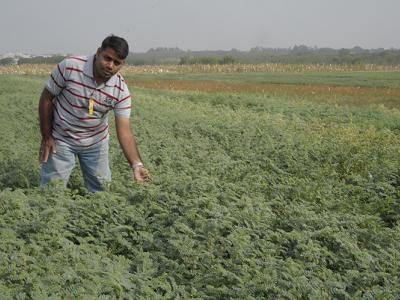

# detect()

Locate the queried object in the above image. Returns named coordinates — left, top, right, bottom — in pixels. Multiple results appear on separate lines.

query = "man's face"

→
left=94, top=47, right=125, bottom=81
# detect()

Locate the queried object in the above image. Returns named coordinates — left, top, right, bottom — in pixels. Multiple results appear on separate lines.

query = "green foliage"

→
left=0, top=74, right=399, bottom=298
left=126, top=71, right=400, bottom=89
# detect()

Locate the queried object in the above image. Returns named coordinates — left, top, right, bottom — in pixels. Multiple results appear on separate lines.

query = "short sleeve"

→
left=114, top=81, right=132, bottom=118
left=45, top=59, right=67, bottom=96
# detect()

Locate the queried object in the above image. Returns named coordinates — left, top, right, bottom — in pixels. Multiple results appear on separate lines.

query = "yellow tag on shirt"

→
left=88, top=98, right=94, bottom=115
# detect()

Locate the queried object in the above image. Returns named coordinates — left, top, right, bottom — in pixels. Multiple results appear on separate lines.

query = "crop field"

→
left=0, top=65, right=399, bottom=299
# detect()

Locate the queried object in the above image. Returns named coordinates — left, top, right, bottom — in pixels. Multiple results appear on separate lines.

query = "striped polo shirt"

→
left=45, top=54, right=131, bottom=148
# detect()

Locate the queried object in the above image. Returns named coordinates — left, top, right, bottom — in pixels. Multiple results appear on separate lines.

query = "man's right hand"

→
left=39, top=137, right=56, bottom=164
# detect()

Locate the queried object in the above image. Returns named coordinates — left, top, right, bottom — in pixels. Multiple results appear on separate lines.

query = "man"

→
left=39, top=35, right=150, bottom=192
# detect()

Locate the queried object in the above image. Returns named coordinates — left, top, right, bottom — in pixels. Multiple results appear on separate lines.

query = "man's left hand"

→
left=133, top=167, right=151, bottom=183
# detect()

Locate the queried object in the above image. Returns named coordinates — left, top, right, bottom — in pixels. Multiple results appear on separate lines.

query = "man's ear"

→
left=95, top=48, right=101, bottom=57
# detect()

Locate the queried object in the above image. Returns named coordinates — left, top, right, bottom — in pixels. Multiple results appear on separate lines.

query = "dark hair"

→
left=100, top=35, right=129, bottom=59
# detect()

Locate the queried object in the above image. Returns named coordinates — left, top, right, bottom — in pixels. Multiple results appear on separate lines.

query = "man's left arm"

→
left=115, top=117, right=150, bottom=183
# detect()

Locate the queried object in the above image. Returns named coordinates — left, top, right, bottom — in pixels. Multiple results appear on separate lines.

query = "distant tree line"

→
left=178, top=55, right=236, bottom=65
left=2, top=46, right=400, bottom=66
left=124, top=46, right=400, bottom=66
left=0, top=55, right=66, bottom=66
left=18, top=55, right=66, bottom=65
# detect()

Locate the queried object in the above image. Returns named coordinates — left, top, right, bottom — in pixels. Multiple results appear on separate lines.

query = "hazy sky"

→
left=1, top=0, right=399, bottom=54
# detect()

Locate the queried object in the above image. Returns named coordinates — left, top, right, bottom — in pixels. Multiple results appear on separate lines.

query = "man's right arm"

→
left=38, top=88, right=56, bottom=163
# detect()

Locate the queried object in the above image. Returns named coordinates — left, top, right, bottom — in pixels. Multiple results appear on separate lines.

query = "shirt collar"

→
left=83, top=54, right=119, bottom=87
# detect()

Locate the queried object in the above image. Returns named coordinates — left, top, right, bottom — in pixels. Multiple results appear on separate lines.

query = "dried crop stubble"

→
left=128, top=79, right=400, bottom=109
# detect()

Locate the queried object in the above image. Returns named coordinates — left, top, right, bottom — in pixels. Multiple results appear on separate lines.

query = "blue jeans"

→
left=40, top=140, right=111, bottom=192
